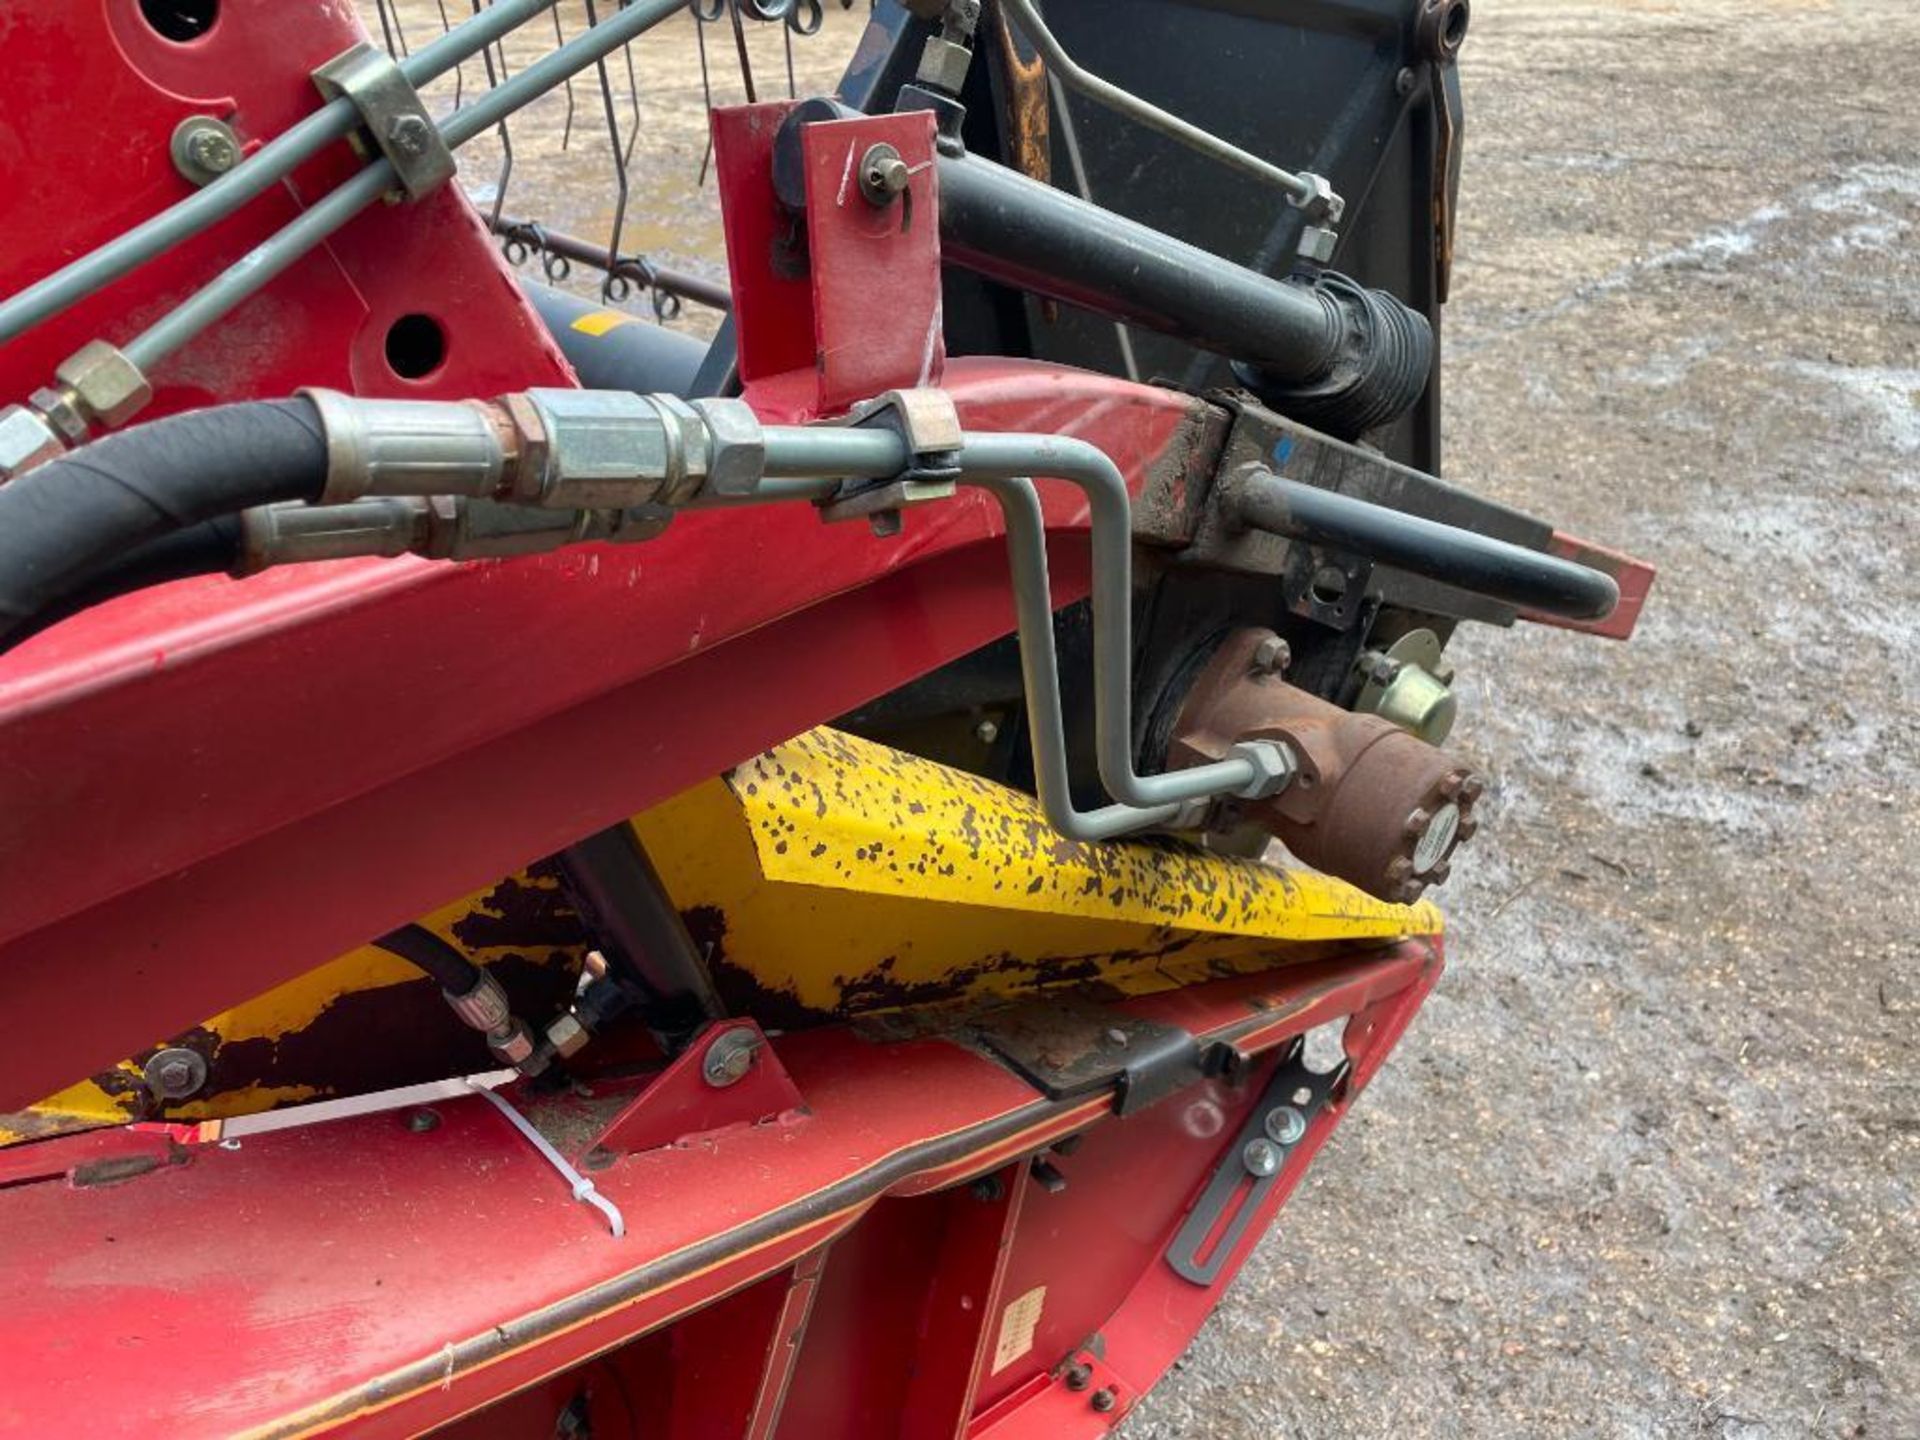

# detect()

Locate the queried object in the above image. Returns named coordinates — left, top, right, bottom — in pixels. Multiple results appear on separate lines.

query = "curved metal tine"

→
left=433, top=0, right=465, bottom=109
left=728, top=0, right=758, bottom=105
left=471, top=0, right=517, bottom=228
left=388, top=0, right=413, bottom=57
left=583, top=0, right=633, bottom=305
left=695, top=8, right=717, bottom=186
left=551, top=1, right=578, bottom=149
left=620, top=14, right=644, bottom=170
left=373, top=0, right=400, bottom=55
left=783, top=21, right=796, bottom=98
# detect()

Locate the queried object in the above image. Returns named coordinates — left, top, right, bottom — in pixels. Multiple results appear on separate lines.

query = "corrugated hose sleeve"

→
left=0, top=397, right=326, bottom=648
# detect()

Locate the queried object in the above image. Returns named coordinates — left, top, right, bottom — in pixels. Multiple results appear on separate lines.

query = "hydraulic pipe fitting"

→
left=1168, top=628, right=1485, bottom=903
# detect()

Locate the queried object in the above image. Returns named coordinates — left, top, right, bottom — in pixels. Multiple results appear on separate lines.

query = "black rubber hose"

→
left=0, top=398, right=326, bottom=647
left=374, top=923, right=484, bottom=996
left=3, top=514, right=242, bottom=649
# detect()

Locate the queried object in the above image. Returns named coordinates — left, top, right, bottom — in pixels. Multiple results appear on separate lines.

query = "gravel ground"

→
left=1123, top=2, right=1919, bottom=1435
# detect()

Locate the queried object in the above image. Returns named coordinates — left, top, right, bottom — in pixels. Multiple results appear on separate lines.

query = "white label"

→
left=990, top=1285, right=1047, bottom=1374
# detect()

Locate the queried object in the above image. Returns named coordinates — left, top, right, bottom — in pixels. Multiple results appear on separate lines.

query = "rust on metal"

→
left=987, top=4, right=1053, bottom=185
left=1169, top=628, right=1485, bottom=903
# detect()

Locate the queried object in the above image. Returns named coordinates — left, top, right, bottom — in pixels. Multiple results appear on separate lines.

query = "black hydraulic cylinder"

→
left=1232, top=468, right=1619, bottom=621
left=769, top=99, right=1431, bottom=436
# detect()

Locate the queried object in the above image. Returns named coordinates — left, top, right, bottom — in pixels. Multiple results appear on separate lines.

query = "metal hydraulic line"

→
left=0, top=0, right=559, bottom=348
left=125, top=0, right=693, bottom=374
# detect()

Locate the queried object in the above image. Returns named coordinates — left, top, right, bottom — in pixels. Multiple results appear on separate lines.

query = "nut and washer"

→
left=312, top=42, right=456, bottom=201
left=170, top=115, right=242, bottom=187
left=1250, top=634, right=1291, bottom=675
left=1264, top=1105, right=1308, bottom=1146
left=1243, top=1137, right=1281, bottom=1177
left=702, top=1027, right=761, bottom=1088
left=144, top=1047, right=209, bottom=1102
left=859, top=142, right=912, bottom=206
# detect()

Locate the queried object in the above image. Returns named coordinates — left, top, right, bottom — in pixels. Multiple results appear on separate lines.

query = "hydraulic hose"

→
left=374, top=923, right=485, bottom=996
left=4, top=515, right=241, bottom=649
left=0, top=399, right=326, bottom=646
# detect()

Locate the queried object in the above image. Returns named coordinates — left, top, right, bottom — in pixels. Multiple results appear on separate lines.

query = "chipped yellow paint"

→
left=635, top=727, right=1440, bottom=1019
left=0, top=876, right=584, bottom=1147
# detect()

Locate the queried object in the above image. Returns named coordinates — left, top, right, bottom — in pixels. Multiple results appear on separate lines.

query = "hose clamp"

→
left=313, top=42, right=457, bottom=202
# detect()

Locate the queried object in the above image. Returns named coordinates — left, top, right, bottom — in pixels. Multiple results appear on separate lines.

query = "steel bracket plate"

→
left=1164, top=1037, right=1347, bottom=1284
left=312, top=42, right=457, bottom=201
left=968, top=996, right=1203, bottom=1117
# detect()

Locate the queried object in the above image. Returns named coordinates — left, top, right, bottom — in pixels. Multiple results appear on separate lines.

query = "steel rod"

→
left=490, top=215, right=734, bottom=311
left=997, top=0, right=1329, bottom=211
left=0, top=0, right=557, bottom=349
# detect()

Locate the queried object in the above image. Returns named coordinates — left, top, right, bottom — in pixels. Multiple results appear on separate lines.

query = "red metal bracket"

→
left=712, top=102, right=942, bottom=417
left=1520, top=529, right=1656, bottom=640
left=586, top=1020, right=804, bottom=1158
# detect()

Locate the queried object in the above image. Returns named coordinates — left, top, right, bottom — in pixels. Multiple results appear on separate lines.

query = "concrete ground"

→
left=1124, top=2, right=1919, bottom=1435
left=410, top=0, right=1917, bottom=1432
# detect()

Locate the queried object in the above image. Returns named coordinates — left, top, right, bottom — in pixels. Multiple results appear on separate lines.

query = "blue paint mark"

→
left=1272, top=437, right=1295, bottom=468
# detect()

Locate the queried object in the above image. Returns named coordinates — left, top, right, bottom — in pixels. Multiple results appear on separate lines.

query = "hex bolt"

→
left=701, top=1027, right=760, bottom=1088
left=386, top=114, right=433, bottom=158
left=975, top=718, right=1000, bottom=744
left=1242, top=1137, right=1280, bottom=1177
left=1251, top=634, right=1291, bottom=675
left=859, top=143, right=911, bottom=207
left=1064, top=1361, right=1093, bottom=1391
left=143, top=1046, right=208, bottom=1102
left=1090, top=1387, right=1117, bottom=1413
left=187, top=129, right=238, bottom=174
left=1264, top=1105, right=1308, bottom=1146
left=404, top=1107, right=441, bottom=1133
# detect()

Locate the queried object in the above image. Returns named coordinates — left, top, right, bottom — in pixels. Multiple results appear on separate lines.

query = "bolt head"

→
left=386, top=114, right=433, bottom=157
left=975, top=718, right=1000, bottom=745
left=404, top=1107, right=441, bottom=1133
left=1264, top=1105, right=1308, bottom=1146
left=187, top=129, right=238, bottom=173
left=702, top=1028, right=760, bottom=1087
left=1251, top=634, right=1291, bottom=675
left=1242, top=1137, right=1280, bottom=1177
left=142, top=1046, right=208, bottom=1101
left=1089, top=1387, right=1118, bottom=1413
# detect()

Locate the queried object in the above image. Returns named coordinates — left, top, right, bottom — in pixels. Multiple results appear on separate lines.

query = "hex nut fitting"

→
left=0, top=405, right=69, bottom=480
left=546, top=1011, right=591, bottom=1059
left=55, top=340, right=153, bottom=429
left=915, top=35, right=973, bottom=95
left=488, top=1018, right=539, bottom=1070
left=1230, top=739, right=1298, bottom=800
left=690, top=397, right=766, bottom=496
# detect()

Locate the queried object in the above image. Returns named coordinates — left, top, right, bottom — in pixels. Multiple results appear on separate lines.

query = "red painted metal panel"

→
left=0, top=954, right=1434, bottom=1437
left=1520, top=529, right=1657, bottom=640
left=713, top=101, right=814, bottom=385
left=802, top=110, right=945, bottom=409
left=0, top=0, right=572, bottom=417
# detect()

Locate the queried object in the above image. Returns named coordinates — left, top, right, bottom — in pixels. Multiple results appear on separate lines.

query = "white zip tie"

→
left=467, top=1079, right=626, bottom=1238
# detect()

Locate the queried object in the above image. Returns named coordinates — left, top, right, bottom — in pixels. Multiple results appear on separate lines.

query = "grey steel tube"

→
left=125, top=0, right=692, bottom=373
left=954, top=432, right=1262, bottom=810
left=965, top=474, right=1183, bottom=840
left=0, top=0, right=556, bottom=348
left=1230, top=468, right=1620, bottom=621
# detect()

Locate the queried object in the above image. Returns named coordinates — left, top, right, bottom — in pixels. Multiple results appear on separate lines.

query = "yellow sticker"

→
left=991, top=1285, right=1046, bottom=1374
left=569, top=309, right=636, bottom=337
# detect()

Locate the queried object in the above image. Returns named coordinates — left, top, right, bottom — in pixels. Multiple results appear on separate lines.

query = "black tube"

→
left=554, top=822, right=725, bottom=1047
left=0, top=398, right=326, bottom=648
left=374, top=923, right=484, bottom=996
left=524, top=283, right=711, bottom=398
left=3, top=514, right=242, bottom=649
left=768, top=100, right=1430, bottom=437
left=1232, top=469, right=1619, bottom=621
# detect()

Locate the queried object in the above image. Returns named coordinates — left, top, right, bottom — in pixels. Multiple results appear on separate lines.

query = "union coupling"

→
left=303, top=387, right=765, bottom=509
